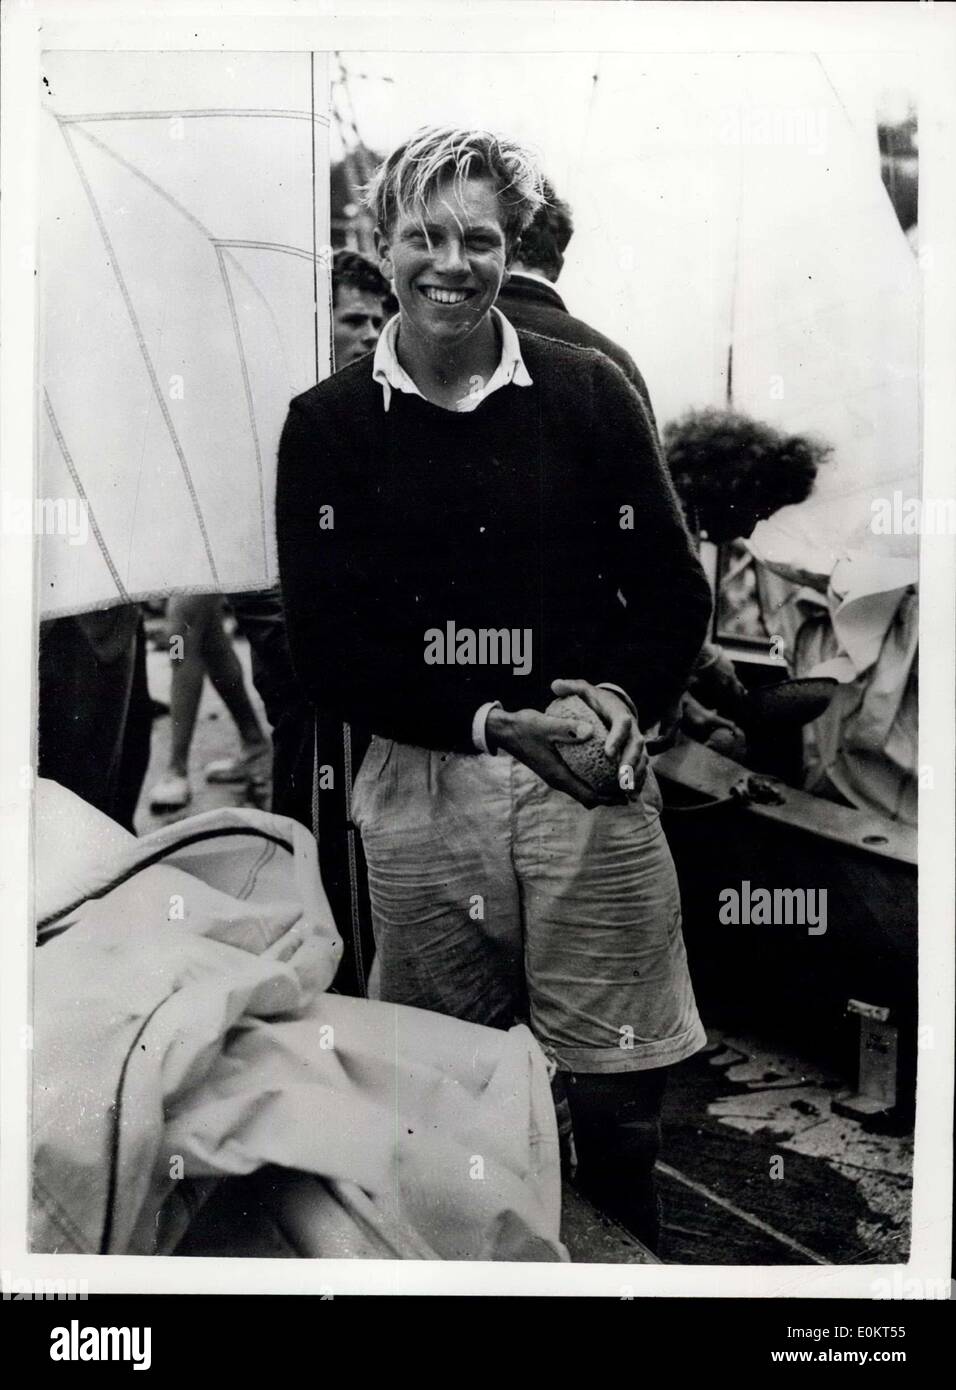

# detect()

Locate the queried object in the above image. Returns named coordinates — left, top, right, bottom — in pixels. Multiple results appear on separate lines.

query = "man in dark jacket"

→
left=496, top=181, right=655, bottom=424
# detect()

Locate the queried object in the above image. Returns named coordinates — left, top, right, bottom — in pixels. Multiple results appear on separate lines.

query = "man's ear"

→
left=373, top=226, right=392, bottom=277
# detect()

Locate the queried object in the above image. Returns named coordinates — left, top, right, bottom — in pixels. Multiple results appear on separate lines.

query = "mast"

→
left=331, top=52, right=378, bottom=253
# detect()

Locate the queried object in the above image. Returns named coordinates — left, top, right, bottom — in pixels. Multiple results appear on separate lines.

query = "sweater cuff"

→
left=472, top=700, right=502, bottom=754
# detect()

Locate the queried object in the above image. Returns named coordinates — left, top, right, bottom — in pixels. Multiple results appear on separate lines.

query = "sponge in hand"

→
left=546, top=694, right=622, bottom=798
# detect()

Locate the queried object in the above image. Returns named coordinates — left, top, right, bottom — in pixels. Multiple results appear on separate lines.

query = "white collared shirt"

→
left=372, top=305, right=533, bottom=413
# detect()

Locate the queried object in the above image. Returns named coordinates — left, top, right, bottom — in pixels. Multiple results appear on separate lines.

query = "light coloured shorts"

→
left=350, top=737, right=706, bottom=1075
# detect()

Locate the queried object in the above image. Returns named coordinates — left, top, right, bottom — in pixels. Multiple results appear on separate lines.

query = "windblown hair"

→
left=662, top=408, right=830, bottom=542
left=332, top=248, right=395, bottom=312
left=514, top=180, right=574, bottom=281
left=363, top=126, right=546, bottom=253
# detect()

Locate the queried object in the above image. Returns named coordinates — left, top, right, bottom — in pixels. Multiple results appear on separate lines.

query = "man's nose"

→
left=433, top=238, right=469, bottom=276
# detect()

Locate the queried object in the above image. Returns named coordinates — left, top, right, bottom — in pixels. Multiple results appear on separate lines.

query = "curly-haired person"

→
left=661, top=408, right=829, bottom=746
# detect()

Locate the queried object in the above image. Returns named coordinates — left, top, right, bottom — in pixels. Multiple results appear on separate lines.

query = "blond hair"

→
left=364, top=126, right=545, bottom=252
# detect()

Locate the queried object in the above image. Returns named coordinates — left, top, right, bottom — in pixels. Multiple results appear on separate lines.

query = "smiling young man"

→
left=277, top=127, right=713, bottom=1251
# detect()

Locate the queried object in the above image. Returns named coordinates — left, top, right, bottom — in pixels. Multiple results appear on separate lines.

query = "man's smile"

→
left=417, top=285, right=479, bottom=306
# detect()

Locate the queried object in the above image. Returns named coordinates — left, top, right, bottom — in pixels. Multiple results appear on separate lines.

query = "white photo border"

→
left=1, top=0, right=952, bottom=1298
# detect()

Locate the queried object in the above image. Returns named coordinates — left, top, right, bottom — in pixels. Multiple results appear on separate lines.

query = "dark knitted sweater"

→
left=276, top=330, right=711, bottom=754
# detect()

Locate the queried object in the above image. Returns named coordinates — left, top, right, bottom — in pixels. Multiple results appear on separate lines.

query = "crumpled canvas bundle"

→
left=32, top=780, right=566, bottom=1261
left=748, top=523, right=918, bottom=826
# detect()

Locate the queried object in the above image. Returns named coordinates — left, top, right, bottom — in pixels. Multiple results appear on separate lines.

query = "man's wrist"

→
left=484, top=704, right=511, bottom=754
left=473, top=700, right=504, bottom=753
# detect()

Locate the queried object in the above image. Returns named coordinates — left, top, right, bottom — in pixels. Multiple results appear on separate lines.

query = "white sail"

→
left=39, top=52, right=331, bottom=617
left=555, top=52, right=919, bottom=564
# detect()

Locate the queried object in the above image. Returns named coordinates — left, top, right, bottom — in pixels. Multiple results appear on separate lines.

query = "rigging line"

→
left=337, top=55, right=365, bottom=142
left=42, top=390, right=130, bottom=602
left=570, top=54, right=603, bottom=191
left=69, top=128, right=323, bottom=266
left=219, top=244, right=297, bottom=388
left=57, top=107, right=330, bottom=126
left=725, top=134, right=746, bottom=409
left=213, top=238, right=316, bottom=261
left=332, top=105, right=364, bottom=215
left=214, top=245, right=268, bottom=575
left=347, top=68, right=395, bottom=85
left=656, top=1161, right=830, bottom=1265
left=58, top=120, right=220, bottom=585
left=330, top=93, right=354, bottom=152
left=73, top=126, right=311, bottom=353
left=334, top=52, right=376, bottom=186
left=812, top=52, right=854, bottom=132
left=69, top=119, right=215, bottom=241
left=812, top=50, right=905, bottom=242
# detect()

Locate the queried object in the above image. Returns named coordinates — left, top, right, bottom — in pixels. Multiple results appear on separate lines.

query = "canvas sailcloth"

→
left=338, top=49, right=918, bottom=562
left=553, top=52, right=920, bottom=565
left=39, top=52, right=331, bottom=617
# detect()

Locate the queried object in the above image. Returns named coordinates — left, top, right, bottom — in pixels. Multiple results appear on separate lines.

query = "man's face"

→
left=332, top=285, right=389, bottom=369
left=375, top=174, right=510, bottom=348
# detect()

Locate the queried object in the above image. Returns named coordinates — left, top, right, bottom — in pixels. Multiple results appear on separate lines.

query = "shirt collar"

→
left=371, top=305, right=532, bottom=413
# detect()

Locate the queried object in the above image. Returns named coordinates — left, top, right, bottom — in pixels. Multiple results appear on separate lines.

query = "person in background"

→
left=38, top=604, right=152, bottom=833
left=277, top=127, right=713, bottom=1252
left=660, top=407, right=828, bottom=752
left=331, top=248, right=398, bottom=367
left=494, top=187, right=742, bottom=758
left=147, top=595, right=271, bottom=812
left=231, top=250, right=396, bottom=825
left=495, top=180, right=656, bottom=424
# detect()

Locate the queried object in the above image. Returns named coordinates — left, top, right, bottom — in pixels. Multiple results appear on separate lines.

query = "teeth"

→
left=420, top=286, right=472, bottom=305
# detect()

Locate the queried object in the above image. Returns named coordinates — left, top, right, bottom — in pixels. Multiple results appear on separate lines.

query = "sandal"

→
left=149, top=774, right=191, bottom=811
left=205, top=745, right=272, bottom=785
